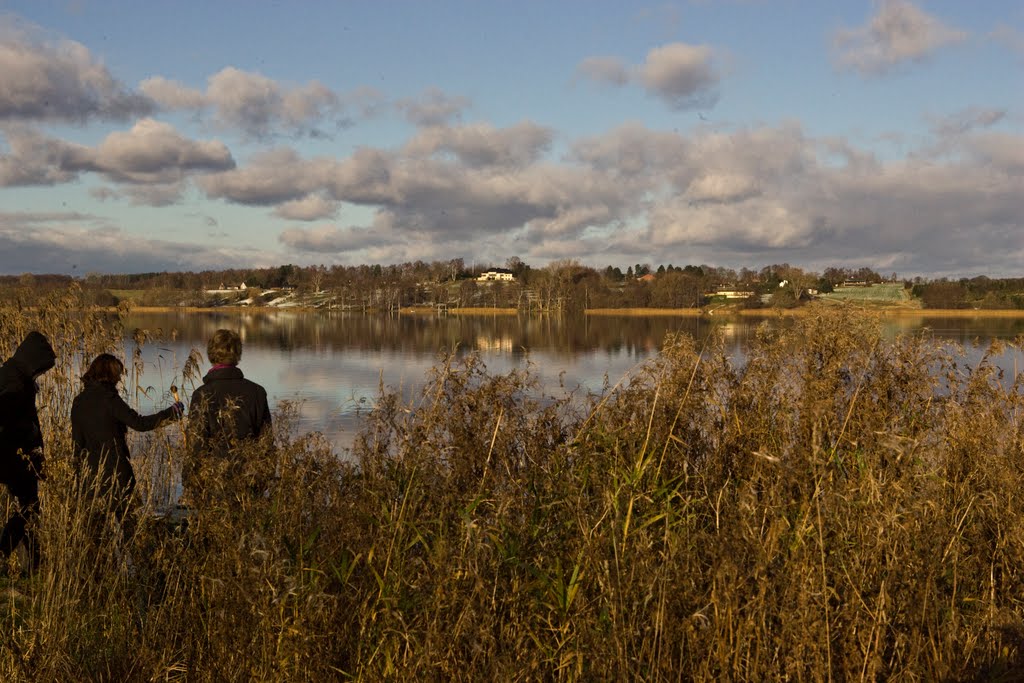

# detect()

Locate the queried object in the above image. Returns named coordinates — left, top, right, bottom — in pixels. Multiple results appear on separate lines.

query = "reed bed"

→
left=586, top=308, right=703, bottom=317
left=446, top=307, right=520, bottom=316
left=0, top=287, right=1023, bottom=680
left=879, top=308, right=1024, bottom=318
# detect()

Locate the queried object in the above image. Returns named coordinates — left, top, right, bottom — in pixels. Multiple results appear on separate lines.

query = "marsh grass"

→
left=445, top=307, right=519, bottom=315
left=586, top=308, right=703, bottom=316
left=1, top=288, right=1024, bottom=680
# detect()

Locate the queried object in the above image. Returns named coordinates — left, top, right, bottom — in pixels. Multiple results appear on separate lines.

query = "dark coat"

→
left=189, top=366, right=271, bottom=448
left=186, top=365, right=272, bottom=496
left=71, top=381, right=178, bottom=497
left=0, top=332, right=56, bottom=467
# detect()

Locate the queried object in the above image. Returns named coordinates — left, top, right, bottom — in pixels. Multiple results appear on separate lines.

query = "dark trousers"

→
left=0, top=458, right=40, bottom=569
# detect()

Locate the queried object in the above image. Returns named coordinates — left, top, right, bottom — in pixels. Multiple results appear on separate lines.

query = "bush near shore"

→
left=1, top=286, right=1024, bottom=680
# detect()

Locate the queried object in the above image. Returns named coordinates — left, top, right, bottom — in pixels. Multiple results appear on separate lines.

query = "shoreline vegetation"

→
left=3, top=286, right=1024, bottom=679
left=14, top=263, right=1024, bottom=316
left=118, top=303, right=1024, bottom=318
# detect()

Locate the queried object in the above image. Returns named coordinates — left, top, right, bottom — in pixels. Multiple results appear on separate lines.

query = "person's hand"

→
left=171, top=401, right=185, bottom=418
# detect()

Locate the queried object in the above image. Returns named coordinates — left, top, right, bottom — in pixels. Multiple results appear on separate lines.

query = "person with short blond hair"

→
left=185, top=329, right=271, bottom=500
left=207, top=328, right=242, bottom=366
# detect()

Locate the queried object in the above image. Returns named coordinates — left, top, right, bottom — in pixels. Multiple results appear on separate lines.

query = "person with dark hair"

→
left=185, top=329, right=272, bottom=501
left=71, top=353, right=184, bottom=524
left=0, top=331, right=56, bottom=570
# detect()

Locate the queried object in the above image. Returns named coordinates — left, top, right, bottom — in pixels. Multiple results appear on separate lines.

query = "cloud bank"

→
left=0, top=8, right=1020, bottom=278
left=0, top=211, right=278, bottom=273
left=0, top=20, right=153, bottom=122
left=833, top=0, right=968, bottom=75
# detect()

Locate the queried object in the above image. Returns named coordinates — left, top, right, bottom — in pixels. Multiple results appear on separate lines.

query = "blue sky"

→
left=0, top=1, right=1021, bottom=277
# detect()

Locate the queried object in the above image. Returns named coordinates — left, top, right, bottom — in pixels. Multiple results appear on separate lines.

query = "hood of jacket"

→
left=11, top=331, right=56, bottom=378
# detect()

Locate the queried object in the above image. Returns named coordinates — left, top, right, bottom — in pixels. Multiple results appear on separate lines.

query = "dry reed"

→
left=0, top=287, right=1023, bottom=680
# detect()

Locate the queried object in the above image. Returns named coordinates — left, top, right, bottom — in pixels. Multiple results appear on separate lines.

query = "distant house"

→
left=711, top=288, right=755, bottom=300
left=477, top=268, right=515, bottom=282
left=206, top=281, right=250, bottom=294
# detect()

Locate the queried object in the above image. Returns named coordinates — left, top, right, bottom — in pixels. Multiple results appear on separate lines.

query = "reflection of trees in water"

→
left=905, top=317, right=1024, bottom=345
left=125, top=312, right=726, bottom=356
left=124, top=311, right=1024, bottom=358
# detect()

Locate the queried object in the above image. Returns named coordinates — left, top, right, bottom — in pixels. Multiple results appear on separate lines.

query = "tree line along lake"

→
left=120, top=308, right=1024, bottom=456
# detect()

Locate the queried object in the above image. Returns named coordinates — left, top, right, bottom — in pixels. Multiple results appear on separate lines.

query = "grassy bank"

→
left=2, top=285, right=1024, bottom=679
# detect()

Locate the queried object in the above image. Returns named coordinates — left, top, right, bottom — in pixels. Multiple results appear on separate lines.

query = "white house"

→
left=711, top=289, right=755, bottom=299
left=477, top=268, right=515, bottom=282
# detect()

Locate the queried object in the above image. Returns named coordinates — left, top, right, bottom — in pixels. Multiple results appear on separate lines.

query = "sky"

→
left=0, top=1, right=1021, bottom=278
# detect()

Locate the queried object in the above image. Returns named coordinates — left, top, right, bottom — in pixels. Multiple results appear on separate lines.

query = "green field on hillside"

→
left=819, top=283, right=911, bottom=303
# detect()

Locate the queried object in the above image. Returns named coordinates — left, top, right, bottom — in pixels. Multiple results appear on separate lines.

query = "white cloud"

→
left=279, top=224, right=394, bottom=252
left=139, top=76, right=207, bottom=109
left=650, top=196, right=822, bottom=250
left=142, top=67, right=351, bottom=138
left=833, top=0, right=968, bottom=75
left=0, top=20, right=153, bottom=122
left=638, top=43, right=720, bottom=110
left=273, top=194, right=340, bottom=221
left=325, top=148, right=398, bottom=205
left=199, top=148, right=335, bottom=204
left=575, top=56, right=631, bottom=86
left=396, top=87, right=471, bottom=127
left=525, top=205, right=612, bottom=238
left=684, top=173, right=761, bottom=203
left=0, top=125, right=78, bottom=185
left=928, top=107, right=1006, bottom=138
left=966, top=132, right=1024, bottom=175
left=65, top=118, right=235, bottom=184
left=2, top=120, right=233, bottom=193
left=206, top=67, right=339, bottom=138
left=576, top=43, right=720, bottom=110
left=570, top=122, right=690, bottom=181
left=403, top=122, right=553, bottom=168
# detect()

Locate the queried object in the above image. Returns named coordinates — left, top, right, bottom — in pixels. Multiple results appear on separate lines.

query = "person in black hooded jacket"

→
left=71, top=353, right=183, bottom=523
left=0, top=331, right=56, bottom=569
left=185, top=328, right=272, bottom=501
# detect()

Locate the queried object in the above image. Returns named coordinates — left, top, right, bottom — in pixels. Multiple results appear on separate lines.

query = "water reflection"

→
left=122, top=311, right=1024, bottom=456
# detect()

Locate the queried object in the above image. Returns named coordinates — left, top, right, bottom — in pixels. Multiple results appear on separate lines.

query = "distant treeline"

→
left=911, top=276, right=1024, bottom=310
left=3, top=261, right=1024, bottom=310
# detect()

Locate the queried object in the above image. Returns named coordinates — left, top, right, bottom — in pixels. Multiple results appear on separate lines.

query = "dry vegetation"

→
left=1, top=286, right=1024, bottom=680
left=586, top=308, right=703, bottom=317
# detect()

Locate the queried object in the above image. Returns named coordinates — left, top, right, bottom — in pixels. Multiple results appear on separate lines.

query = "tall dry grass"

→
left=1, top=288, right=1023, bottom=680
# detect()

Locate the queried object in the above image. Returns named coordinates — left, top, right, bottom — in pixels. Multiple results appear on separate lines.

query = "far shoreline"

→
left=111, top=304, right=1024, bottom=318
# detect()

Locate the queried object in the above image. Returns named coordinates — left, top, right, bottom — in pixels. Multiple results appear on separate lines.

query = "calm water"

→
left=122, top=310, right=1024, bottom=456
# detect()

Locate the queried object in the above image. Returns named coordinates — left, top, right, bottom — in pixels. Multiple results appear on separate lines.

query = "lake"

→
left=122, top=310, right=1024, bottom=457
